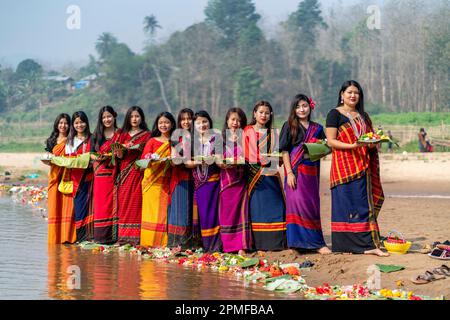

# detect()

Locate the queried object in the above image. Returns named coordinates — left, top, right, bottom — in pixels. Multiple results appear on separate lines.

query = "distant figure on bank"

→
left=418, top=128, right=433, bottom=153
left=387, top=130, right=394, bottom=153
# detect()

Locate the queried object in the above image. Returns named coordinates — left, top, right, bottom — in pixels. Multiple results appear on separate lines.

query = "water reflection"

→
left=1, top=196, right=300, bottom=300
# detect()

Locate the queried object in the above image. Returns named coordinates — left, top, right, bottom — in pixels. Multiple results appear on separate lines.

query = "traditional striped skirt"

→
left=249, top=175, right=286, bottom=251
left=331, top=172, right=381, bottom=253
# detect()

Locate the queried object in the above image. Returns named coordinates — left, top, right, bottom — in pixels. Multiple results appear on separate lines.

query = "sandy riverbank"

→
left=1, top=152, right=449, bottom=298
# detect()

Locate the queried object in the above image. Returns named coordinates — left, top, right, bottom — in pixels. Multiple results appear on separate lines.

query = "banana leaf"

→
left=264, top=274, right=293, bottom=283
left=239, top=258, right=260, bottom=268
left=50, top=152, right=90, bottom=169
left=135, top=159, right=150, bottom=169
left=264, top=277, right=303, bottom=293
left=303, top=142, right=332, bottom=162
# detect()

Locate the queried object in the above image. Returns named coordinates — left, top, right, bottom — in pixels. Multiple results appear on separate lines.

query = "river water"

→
left=0, top=196, right=298, bottom=300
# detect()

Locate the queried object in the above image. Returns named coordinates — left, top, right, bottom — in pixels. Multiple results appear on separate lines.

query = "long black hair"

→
left=287, top=94, right=312, bottom=145
left=121, top=106, right=149, bottom=133
left=45, top=113, right=70, bottom=152
left=151, top=112, right=176, bottom=137
left=222, top=107, right=247, bottom=141
left=177, top=108, right=194, bottom=129
left=93, top=106, right=118, bottom=151
left=68, top=111, right=91, bottom=147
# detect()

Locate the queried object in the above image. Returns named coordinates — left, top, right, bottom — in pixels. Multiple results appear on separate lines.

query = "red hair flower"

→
left=309, top=98, right=316, bottom=110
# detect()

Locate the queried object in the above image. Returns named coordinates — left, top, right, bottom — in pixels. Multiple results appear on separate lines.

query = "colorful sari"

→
left=219, top=143, right=252, bottom=253
left=329, top=114, right=384, bottom=253
left=68, top=139, right=94, bottom=242
left=92, top=130, right=121, bottom=244
left=192, top=136, right=222, bottom=252
left=47, top=139, right=77, bottom=244
left=285, top=122, right=327, bottom=250
left=244, top=126, right=286, bottom=251
left=115, top=130, right=151, bottom=245
left=140, top=139, right=172, bottom=248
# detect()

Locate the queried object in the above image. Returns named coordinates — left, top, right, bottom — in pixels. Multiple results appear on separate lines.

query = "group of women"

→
left=45, top=80, right=389, bottom=257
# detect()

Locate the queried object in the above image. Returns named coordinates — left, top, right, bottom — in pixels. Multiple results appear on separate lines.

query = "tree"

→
left=143, top=15, right=161, bottom=37
left=79, top=55, right=99, bottom=78
left=0, top=80, right=7, bottom=113
left=287, top=0, right=327, bottom=47
left=205, top=0, right=261, bottom=48
left=15, top=59, right=43, bottom=80
left=283, top=0, right=328, bottom=98
left=101, top=43, right=142, bottom=104
left=95, top=32, right=118, bottom=60
left=233, top=67, right=262, bottom=112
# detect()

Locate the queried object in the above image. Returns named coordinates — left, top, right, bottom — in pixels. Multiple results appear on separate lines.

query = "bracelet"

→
left=287, top=171, right=294, bottom=176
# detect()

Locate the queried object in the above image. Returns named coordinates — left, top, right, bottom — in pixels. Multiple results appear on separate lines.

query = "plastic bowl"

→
left=383, top=241, right=412, bottom=254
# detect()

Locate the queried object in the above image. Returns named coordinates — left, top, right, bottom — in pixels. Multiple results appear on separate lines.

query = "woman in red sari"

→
left=66, top=111, right=94, bottom=242
left=114, top=106, right=151, bottom=245
left=92, top=106, right=121, bottom=244
left=45, top=113, right=77, bottom=244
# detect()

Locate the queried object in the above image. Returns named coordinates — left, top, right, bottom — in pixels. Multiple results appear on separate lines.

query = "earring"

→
left=340, top=98, right=344, bottom=104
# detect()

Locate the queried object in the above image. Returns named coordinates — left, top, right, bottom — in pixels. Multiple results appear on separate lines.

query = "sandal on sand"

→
left=436, top=264, right=450, bottom=276
left=412, top=271, right=445, bottom=285
left=428, top=248, right=450, bottom=260
left=432, top=266, right=447, bottom=276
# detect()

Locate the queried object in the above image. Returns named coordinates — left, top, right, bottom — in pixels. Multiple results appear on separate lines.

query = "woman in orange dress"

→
left=45, top=113, right=77, bottom=244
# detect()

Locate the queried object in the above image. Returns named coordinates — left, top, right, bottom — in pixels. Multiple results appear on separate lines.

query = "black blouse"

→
left=279, top=121, right=325, bottom=153
left=325, top=109, right=350, bottom=129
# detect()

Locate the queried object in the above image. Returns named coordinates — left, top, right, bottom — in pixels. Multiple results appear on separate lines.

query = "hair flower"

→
left=309, top=98, right=316, bottom=110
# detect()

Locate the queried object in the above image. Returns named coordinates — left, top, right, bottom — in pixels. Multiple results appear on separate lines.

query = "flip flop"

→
left=425, top=270, right=445, bottom=280
left=439, top=264, right=450, bottom=276
left=411, top=271, right=445, bottom=285
left=432, top=266, right=447, bottom=276
left=428, top=248, right=450, bottom=260
left=411, top=272, right=434, bottom=285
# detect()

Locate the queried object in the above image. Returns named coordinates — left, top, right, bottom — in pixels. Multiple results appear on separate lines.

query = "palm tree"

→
left=143, top=15, right=161, bottom=37
left=95, top=32, right=118, bottom=59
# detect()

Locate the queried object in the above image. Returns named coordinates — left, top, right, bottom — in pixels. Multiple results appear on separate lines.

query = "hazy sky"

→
left=0, top=0, right=361, bottom=69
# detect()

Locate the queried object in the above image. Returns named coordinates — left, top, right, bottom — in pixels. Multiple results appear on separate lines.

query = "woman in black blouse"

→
left=280, top=94, right=331, bottom=255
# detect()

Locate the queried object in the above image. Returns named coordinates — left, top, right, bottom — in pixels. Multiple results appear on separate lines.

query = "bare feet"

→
left=238, top=249, right=246, bottom=256
left=257, top=250, right=266, bottom=257
left=364, top=248, right=390, bottom=257
left=317, top=247, right=332, bottom=255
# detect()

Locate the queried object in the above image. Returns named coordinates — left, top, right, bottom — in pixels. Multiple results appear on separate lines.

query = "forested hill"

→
left=0, top=0, right=449, bottom=123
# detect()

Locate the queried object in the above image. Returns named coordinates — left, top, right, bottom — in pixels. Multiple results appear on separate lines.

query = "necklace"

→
left=196, top=139, right=212, bottom=183
left=346, top=112, right=366, bottom=138
left=129, top=128, right=141, bottom=136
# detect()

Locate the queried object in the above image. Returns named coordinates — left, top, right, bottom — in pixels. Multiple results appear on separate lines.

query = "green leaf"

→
left=239, top=257, right=259, bottom=268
